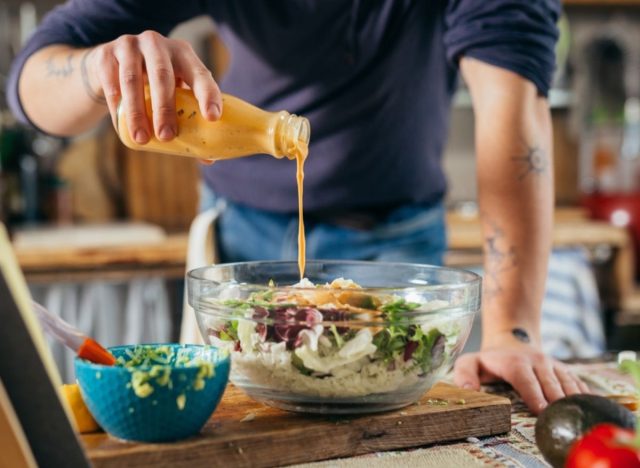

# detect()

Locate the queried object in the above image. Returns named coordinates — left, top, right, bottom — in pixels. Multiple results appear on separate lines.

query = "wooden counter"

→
left=446, top=209, right=635, bottom=321
left=14, top=233, right=189, bottom=284
left=447, top=210, right=630, bottom=251
left=14, top=210, right=638, bottom=326
left=446, top=210, right=634, bottom=292
left=12, top=210, right=633, bottom=299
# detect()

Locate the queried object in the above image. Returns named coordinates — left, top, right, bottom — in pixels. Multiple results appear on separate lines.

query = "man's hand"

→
left=20, top=31, right=222, bottom=137
left=89, top=30, right=222, bottom=143
left=453, top=334, right=589, bottom=415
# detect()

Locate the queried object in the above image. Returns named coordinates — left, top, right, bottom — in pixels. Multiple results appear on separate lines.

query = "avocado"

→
left=535, top=394, right=637, bottom=468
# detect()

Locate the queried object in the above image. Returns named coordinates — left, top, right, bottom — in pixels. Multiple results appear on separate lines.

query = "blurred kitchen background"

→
left=2, top=0, right=639, bottom=381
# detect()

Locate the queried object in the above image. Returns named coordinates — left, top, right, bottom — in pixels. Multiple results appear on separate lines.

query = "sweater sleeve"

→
left=444, top=0, right=561, bottom=96
left=6, top=0, right=205, bottom=127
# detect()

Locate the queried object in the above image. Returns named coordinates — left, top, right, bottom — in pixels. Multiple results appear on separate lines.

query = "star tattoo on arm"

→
left=511, top=141, right=548, bottom=181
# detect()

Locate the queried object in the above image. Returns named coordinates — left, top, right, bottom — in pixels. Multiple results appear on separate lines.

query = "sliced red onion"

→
left=255, top=323, right=267, bottom=341
left=302, top=308, right=323, bottom=326
left=252, top=307, right=269, bottom=320
left=403, top=340, right=419, bottom=362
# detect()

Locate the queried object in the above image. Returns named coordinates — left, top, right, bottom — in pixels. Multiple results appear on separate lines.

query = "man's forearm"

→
left=19, top=45, right=108, bottom=135
left=461, top=58, right=554, bottom=347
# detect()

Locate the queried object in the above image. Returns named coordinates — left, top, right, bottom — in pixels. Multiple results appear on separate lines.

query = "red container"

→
left=582, top=192, right=640, bottom=278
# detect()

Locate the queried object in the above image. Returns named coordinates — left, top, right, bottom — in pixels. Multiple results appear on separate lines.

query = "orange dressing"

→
left=294, top=144, right=308, bottom=279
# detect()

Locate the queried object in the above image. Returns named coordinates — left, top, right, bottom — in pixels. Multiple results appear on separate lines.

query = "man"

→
left=8, top=0, right=588, bottom=414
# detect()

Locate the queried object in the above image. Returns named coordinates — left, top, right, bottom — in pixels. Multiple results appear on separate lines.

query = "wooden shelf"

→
left=14, top=233, right=189, bottom=283
left=12, top=210, right=634, bottom=315
left=448, top=218, right=629, bottom=250
left=446, top=209, right=635, bottom=313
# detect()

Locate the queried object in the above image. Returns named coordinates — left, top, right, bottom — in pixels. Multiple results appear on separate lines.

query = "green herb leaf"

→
left=292, top=353, right=313, bottom=376
left=380, top=297, right=420, bottom=316
left=620, top=359, right=640, bottom=391
left=330, top=324, right=344, bottom=348
left=619, top=358, right=640, bottom=447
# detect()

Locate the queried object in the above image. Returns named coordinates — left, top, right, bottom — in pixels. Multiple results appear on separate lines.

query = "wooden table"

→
left=80, top=361, right=637, bottom=468
left=82, top=383, right=511, bottom=468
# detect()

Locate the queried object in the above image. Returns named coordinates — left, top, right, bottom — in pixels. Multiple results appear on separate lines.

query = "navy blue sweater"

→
left=8, top=0, right=560, bottom=213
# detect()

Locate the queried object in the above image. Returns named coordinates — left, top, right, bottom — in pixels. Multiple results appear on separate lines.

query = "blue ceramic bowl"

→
left=75, top=343, right=230, bottom=442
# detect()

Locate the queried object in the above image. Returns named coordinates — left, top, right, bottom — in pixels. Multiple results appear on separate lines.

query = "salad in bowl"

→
left=187, top=260, right=480, bottom=414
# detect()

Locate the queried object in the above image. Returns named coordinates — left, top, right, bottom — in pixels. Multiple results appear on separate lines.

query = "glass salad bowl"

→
left=187, top=260, right=481, bottom=414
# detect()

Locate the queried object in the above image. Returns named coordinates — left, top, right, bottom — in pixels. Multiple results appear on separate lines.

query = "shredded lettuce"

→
left=218, top=286, right=453, bottom=378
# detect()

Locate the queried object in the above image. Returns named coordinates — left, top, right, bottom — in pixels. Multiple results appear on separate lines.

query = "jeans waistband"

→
left=200, top=183, right=444, bottom=231
left=307, top=199, right=443, bottom=231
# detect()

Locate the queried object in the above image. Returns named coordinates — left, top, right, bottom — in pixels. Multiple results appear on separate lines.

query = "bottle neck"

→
left=275, top=113, right=310, bottom=159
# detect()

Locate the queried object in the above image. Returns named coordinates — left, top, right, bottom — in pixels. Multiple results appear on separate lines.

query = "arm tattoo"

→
left=511, top=141, right=547, bottom=181
left=80, top=49, right=107, bottom=105
left=483, top=215, right=518, bottom=300
left=45, top=53, right=74, bottom=78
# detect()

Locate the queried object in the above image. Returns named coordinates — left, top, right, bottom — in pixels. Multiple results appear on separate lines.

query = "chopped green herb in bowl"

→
left=75, top=343, right=230, bottom=442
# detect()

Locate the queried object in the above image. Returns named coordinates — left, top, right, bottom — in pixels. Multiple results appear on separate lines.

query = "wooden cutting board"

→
left=81, top=382, right=511, bottom=467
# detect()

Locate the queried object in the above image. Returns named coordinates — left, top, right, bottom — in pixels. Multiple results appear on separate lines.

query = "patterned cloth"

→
left=467, top=247, right=606, bottom=359
left=541, top=248, right=606, bottom=359
left=293, top=362, right=637, bottom=468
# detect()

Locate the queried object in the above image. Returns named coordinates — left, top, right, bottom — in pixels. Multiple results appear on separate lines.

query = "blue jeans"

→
left=200, top=185, right=447, bottom=265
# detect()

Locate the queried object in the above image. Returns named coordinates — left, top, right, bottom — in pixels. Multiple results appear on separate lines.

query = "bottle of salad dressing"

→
left=116, top=87, right=310, bottom=278
left=117, top=87, right=309, bottom=162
